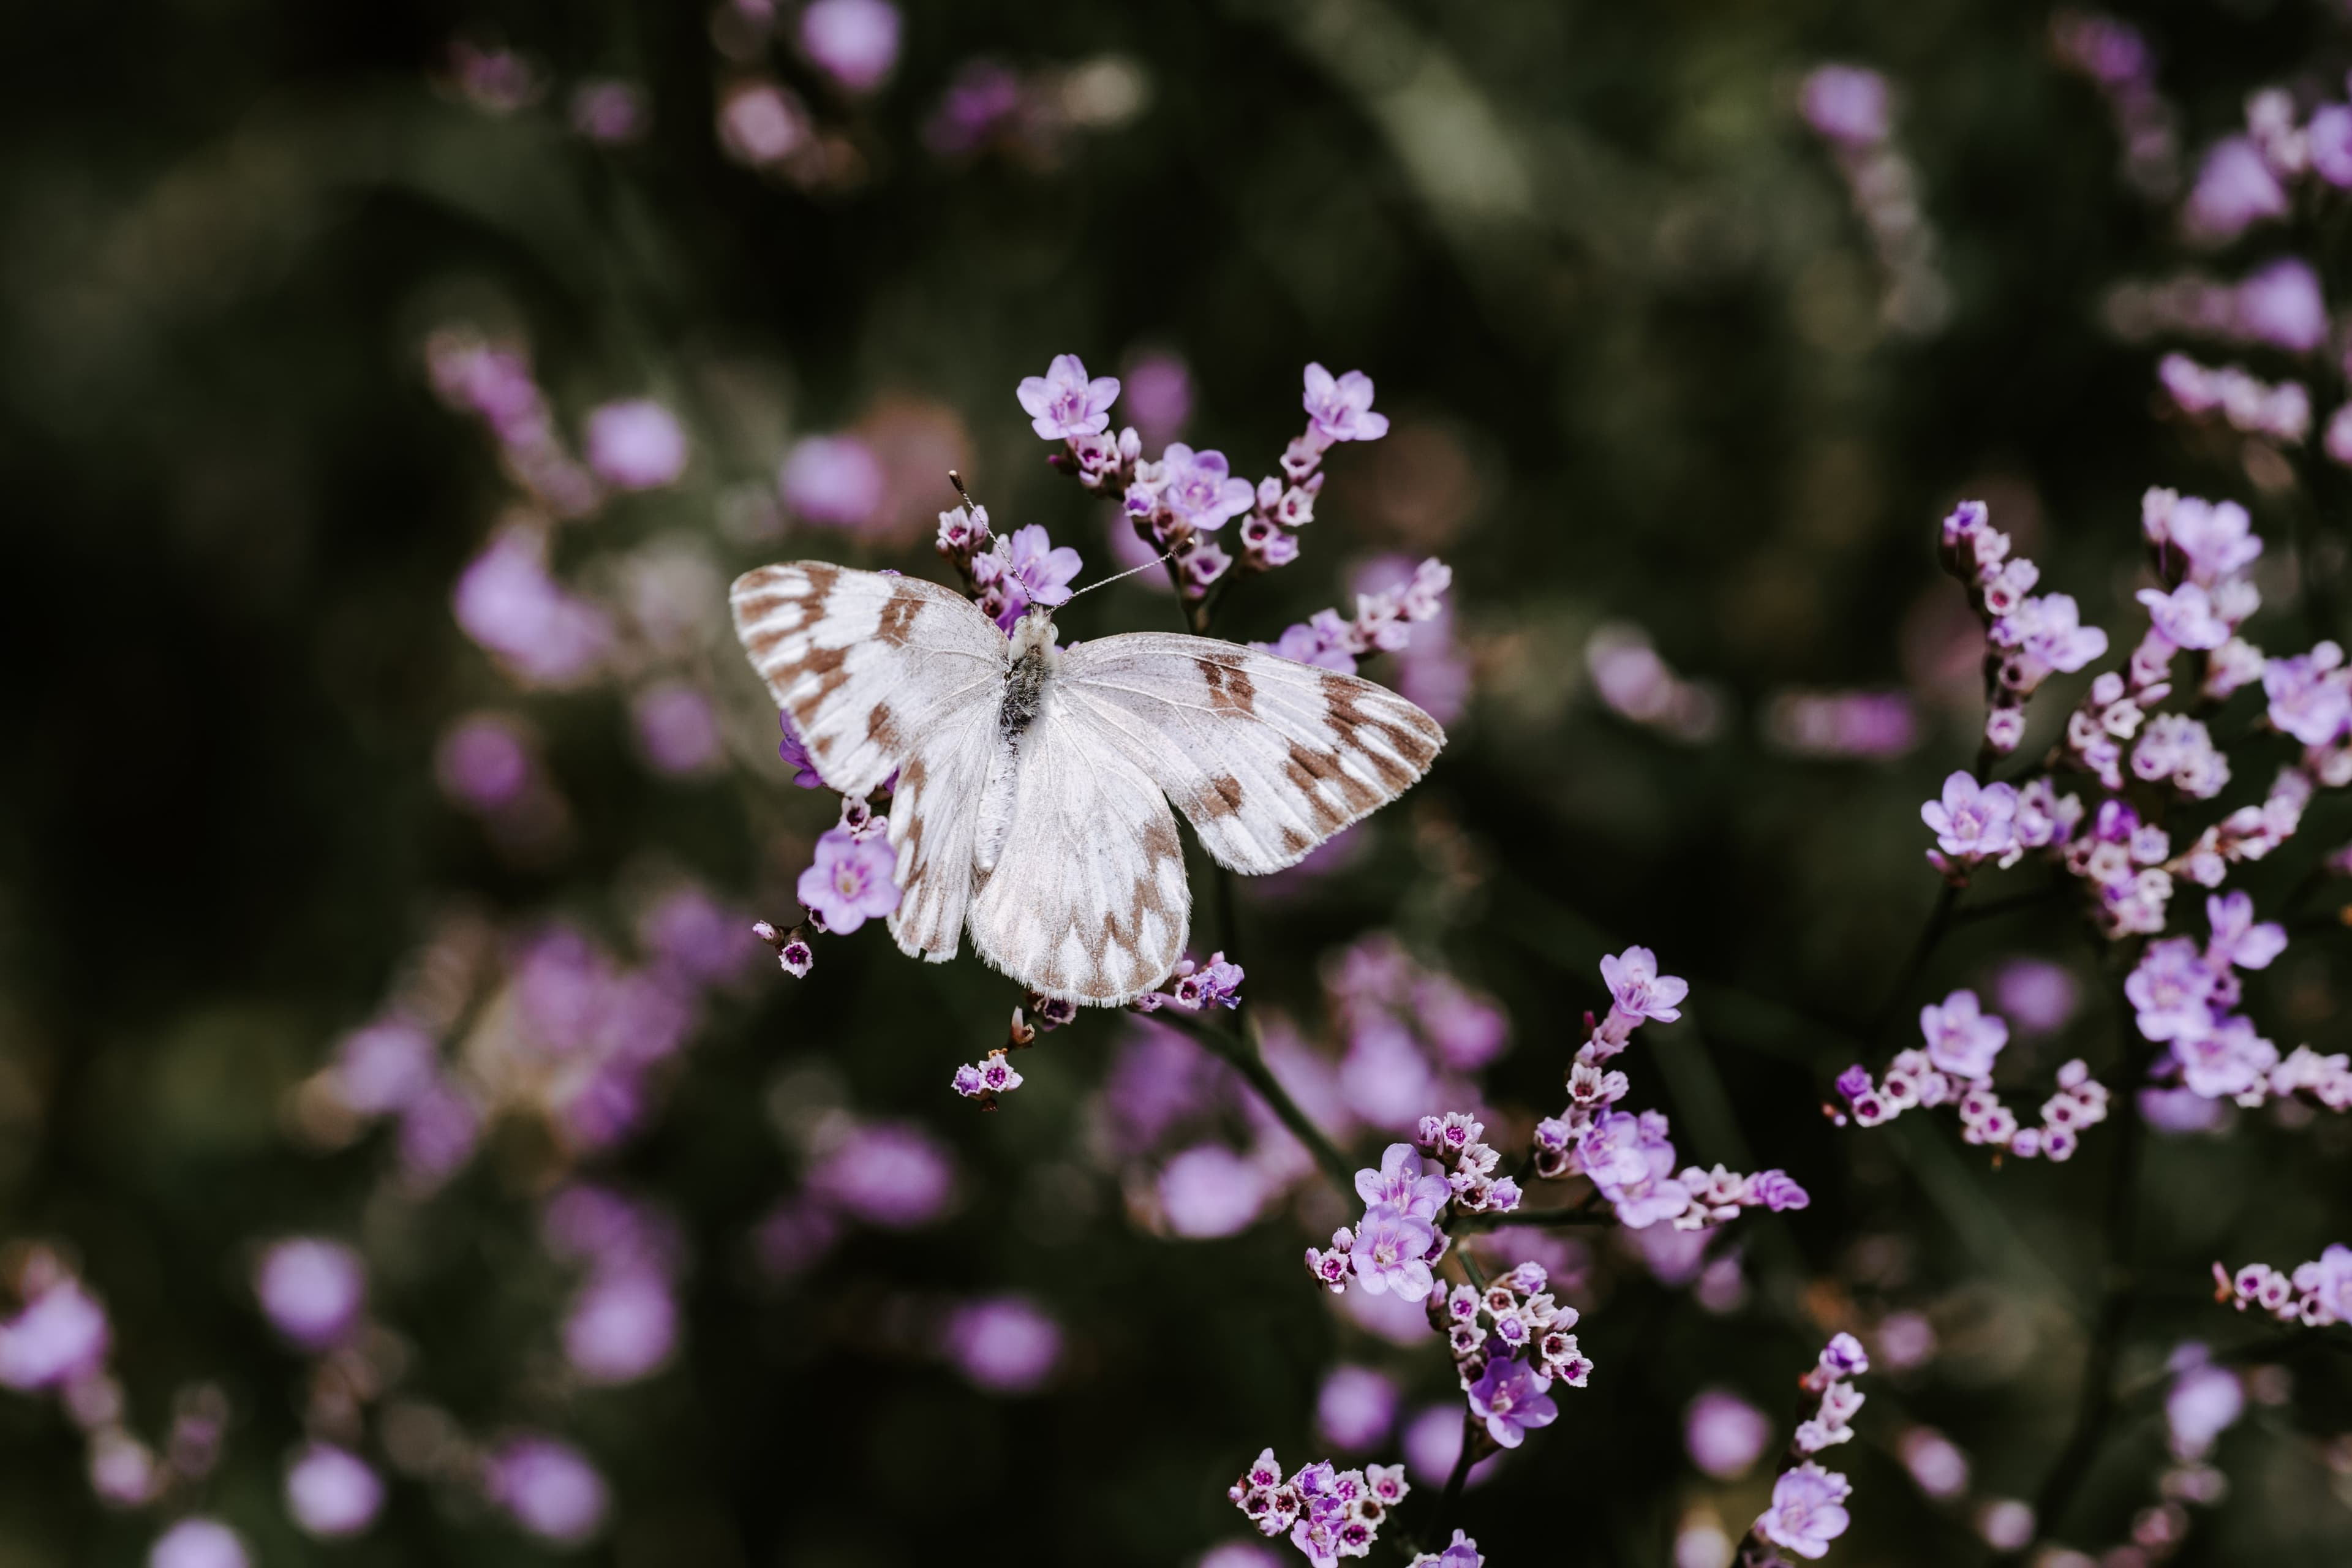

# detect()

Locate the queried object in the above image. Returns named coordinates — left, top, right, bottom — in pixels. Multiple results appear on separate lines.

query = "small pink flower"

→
left=1302, top=363, right=1390, bottom=443
left=1017, top=353, right=1121, bottom=442
left=795, top=828, right=901, bottom=933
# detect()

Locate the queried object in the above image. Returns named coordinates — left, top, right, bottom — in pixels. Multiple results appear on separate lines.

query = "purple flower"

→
left=1354, top=1144, right=1451, bottom=1221
left=1156, top=444, right=1257, bottom=531
left=632, top=681, right=723, bottom=776
left=2264, top=643, right=2351, bottom=747
left=990, top=524, right=1082, bottom=628
left=2206, top=891, right=2286, bottom=972
left=254, top=1239, right=365, bottom=1352
left=718, top=81, right=812, bottom=167
left=1348, top=1205, right=1439, bottom=1300
left=943, top=1295, right=1063, bottom=1393
left=2165, top=1360, right=2242, bottom=1458
left=1996, top=958, right=2080, bottom=1035
left=1158, top=1145, right=1268, bottom=1237
left=1170, top=951, right=1246, bottom=1011
left=777, top=712, right=826, bottom=788
left=2154, top=493, right=2263, bottom=585
left=1264, top=620, right=1359, bottom=674
left=2125, top=938, right=2222, bottom=1042
left=1755, top=1461, right=1853, bottom=1559
left=796, top=827, right=900, bottom=934
left=2313, top=105, right=2352, bottom=187
left=1800, top=64, right=1890, bottom=146
left=435, top=713, right=534, bottom=810
left=1685, top=1390, right=1772, bottom=1479
left=2177, top=1016, right=2278, bottom=1101
left=484, top=1436, right=608, bottom=1544
left=2137, top=584, right=2231, bottom=650
left=451, top=527, right=612, bottom=688
left=2296, top=1245, right=2352, bottom=1323
left=1600, top=945, right=1687, bottom=1023
left=779, top=435, right=885, bottom=527
left=584, top=399, right=688, bottom=489
left=0, top=1278, right=109, bottom=1392
left=1122, top=352, right=1193, bottom=445
left=950, top=1063, right=987, bottom=1098
left=147, top=1519, right=249, bottom=1568
left=807, top=1120, right=954, bottom=1226
left=1818, top=1332, right=1869, bottom=1378
left=798, top=0, right=900, bottom=93
left=1316, top=1365, right=1400, bottom=1452
left=1415, top=1529, right=1483, bottom=1568
left=2234, top=258, right=2329, bottom=353
left=1745, top=1170, right=1811, bottom=1212
left=1466, top=1354, right=1558, bottom=1449
left=284, top=1444, right=384, bottom=1539
left=1017, top=353, right=1120, bottom=441
left=1580, top=1111, right=1690, bottom=1229
left=1918, top=989, right=2008, bottom=1080
left=2185, top=136, right=2290, bottom=245
left=1302, top=363, right=1390, bottom=443
left=562, top=1269, right=676, bottom=1384
left=568, top=80, right=649, bottom=145
left=1920, top=772, right=2020, bottom=864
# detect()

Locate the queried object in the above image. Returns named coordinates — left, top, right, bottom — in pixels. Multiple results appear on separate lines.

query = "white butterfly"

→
left=731, top=562, right=1447, bottom=1006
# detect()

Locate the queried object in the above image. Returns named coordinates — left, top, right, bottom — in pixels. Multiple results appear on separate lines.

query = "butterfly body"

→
left=733, top=562, right=1444, bottom=1006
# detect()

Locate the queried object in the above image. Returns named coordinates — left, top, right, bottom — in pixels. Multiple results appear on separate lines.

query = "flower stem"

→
left=1158, top=1009, right=1356, bottom=1194
left=1868, top=880, right=1962, bottom=1046
left=2013, top=1030, right=2150, bottom=1555
left=1425, top=1408, right=1479, bottom=1548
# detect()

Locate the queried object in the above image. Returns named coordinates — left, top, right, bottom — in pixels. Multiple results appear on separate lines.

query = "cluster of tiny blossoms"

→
left=1798, top=66, right=1950, bottom=336
left=2215, top=1243, right=2352, bottom=1325
left=1430, top=1262, right=1590, bottom=1423
left=933, top=499, right=1082, bottom=631
left=760, top=787, right=903, bottom=982
left=1834, top=989, right=2109, bottom=1162
left=1228, top=1448, right=1409, bottom=1567
left=946, top=954, right=1242, bottom=1109
left=1935, top=499, right=2109, bottom=760
left=1023, top=352, right=1394, bottom=610
left=1742, top=1336, right=1870, bottom=1564
left=1532, top=949, right=1809, bottom=1229
left=2124, top=891, right=2342, bottom=1107
left=1304, top=1120, right=1517, bottom=1300
left=1251, top=559, right=1453, bottom=676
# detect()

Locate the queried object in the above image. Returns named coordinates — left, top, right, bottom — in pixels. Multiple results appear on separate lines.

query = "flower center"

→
left=834, top=866, right=865, bottom=897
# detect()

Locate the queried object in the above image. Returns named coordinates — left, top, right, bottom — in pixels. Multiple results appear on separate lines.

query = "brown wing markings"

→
left=1200, top=656, right=1257, bottom=715
left=875, top=592, right=923, bottom=649
left=1071, top=813, right=1186, bottom=1000
left=1317, top=671, right=1441, bottom=786
left=1196, top=772, right=1246, bottom=820
left=867, top=701, right=902, bottom=755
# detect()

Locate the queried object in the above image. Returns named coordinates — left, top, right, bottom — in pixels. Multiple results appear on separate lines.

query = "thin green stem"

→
left=1425, top=1409, right=1479, bottom=1547
left=1869, top=880, right=1961, bottom=1046
left=1155, top=1009, right=1355, bottom=1194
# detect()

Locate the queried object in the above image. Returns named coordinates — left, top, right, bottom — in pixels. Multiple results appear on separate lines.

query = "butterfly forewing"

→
left=730, top=563, right=1006, bottom=962
left=1056, top=634, right=1447, bottom=874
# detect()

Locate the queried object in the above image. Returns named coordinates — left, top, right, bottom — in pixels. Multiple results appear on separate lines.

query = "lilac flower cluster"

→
left=542, top=1186, right=683, bottom=1385
left=1532, top=949, right=1808, bottom=1229
left=1253, top=559, right=1453, bottom=676
left=2125, top=892, right=2316, bottom=1106
left=1743, top=1337, right=1869, bottom=1563
left=1936, top=498, right=2109, bottom=759
left=426, top=327, right=605, bottom=516
left=1585, top=623, right=1724, bottom=743
left=1023, top=353, right=1390, bottom=611
left=935, top=499, right=1084, bottom=631
left=2157, top=353, right=2310, bottom=444
left=1322, top=935, right=1507, bottom=1133
left=1306, top=1136, right=1467, bottom=1299
left=1408, top=1531, right=1483, bottom=1568
left=2105, top=259, right=2326, bottom=353
left=1430, top=1262, right=1589, bottom=1428
left=1797, top=65, right=1950, bottom=336
left=1760, top=688, right=1920, bottom=760
left=2215, top=1245, right=2352, bottom=1325
left=2182, top=85, right=2352, bottom=247
left=1228, top=1447, right=1410, bottom=1567
left=752, top=1113, right=959, bottom=1280
left=1130, top=951, right=1246, bottom=1014
left=1834, top=989, right=2108, bottom=1161
left=2051, top=11, right=2179, bottom=199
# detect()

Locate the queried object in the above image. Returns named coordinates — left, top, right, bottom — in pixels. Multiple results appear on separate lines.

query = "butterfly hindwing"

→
left=1056, top=633, right=1446, bottom=874
left=965, top=682, right=1190, bottom=1006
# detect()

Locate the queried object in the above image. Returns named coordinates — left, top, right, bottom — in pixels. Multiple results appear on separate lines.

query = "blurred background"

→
left=6, top=0, right=2352, bottom=1564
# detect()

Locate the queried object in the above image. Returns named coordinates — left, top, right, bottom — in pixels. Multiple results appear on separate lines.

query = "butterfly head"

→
left=1008, top=604, right=1061, bottom=662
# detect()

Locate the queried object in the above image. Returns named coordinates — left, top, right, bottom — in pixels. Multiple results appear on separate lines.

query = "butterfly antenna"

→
left=947, top=469, right=980, bottom=510
left=1067, top=550, right=1178, bottom=601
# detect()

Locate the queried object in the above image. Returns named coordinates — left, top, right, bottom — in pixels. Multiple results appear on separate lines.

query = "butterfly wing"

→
left=964, top=682, right=1191, bottom=1006
left=730, top=562, right=1005, bottom=962
left=1055, top=633, right=1445, bottom=873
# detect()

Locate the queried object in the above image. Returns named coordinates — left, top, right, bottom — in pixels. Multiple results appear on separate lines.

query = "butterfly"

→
left=731, top=562, right=1447, bottom=1006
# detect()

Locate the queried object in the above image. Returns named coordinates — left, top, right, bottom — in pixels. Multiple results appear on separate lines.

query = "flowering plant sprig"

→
left=1531, top=948, right=1809, bottom=1230
left=1430, top=1261, right=1591, bottom=1412
left=2214, top=1245, right=2352, bottom=1325
left=1129, top=951, right=1246, bottom=1014
left=1227, top=1447, right=1410, bottom=1567
left=1025, top=353, right=1396, bottom=627
left=1251, top=559, right=1453, bottom=674
left=1833, top=987, right=2110, bottom=1162
left=1738, top=1335, right=1870, bottom=1564
left=1936, top=498, right=2109, bottom=761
